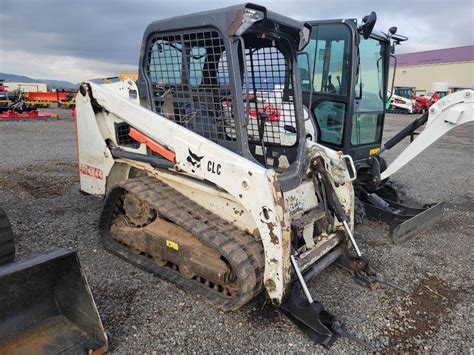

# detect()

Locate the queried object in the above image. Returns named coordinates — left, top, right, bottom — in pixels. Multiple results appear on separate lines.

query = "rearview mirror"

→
left=359, top=11, right=377, bottom=39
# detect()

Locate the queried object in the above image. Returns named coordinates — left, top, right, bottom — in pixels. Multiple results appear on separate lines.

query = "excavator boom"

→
left=381, top=89, right=474, bottom=180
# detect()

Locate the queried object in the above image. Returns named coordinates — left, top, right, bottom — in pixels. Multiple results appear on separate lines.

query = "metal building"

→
left=390, top=45, right=474, bottom=95
left=3, top=82, right=48, bottom=92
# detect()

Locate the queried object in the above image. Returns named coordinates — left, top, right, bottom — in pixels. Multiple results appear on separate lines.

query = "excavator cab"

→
left=299, top=18, right=391, bottom=176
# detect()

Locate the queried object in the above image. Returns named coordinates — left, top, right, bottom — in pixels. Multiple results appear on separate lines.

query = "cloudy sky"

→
left=1, top=0, right=473, bottom=83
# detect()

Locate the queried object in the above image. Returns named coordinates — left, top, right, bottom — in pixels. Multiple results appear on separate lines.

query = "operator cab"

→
left=394, top=86, right=416, bottom=99
left=138, top=4, right=312, bottom=190
left=299, top=16, right=405, bottom=172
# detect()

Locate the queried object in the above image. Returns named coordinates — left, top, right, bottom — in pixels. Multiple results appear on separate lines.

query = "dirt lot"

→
left=0, top=110, right=472, bottom=352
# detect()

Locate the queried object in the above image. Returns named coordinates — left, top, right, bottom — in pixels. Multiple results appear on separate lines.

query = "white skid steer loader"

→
left=386, top=91, right=415, bottom=114
left=75, top=4, right=385, bottom=348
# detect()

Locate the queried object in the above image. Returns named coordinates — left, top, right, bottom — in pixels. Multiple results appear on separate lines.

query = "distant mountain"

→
left=0, top=73, right=77, bottom=90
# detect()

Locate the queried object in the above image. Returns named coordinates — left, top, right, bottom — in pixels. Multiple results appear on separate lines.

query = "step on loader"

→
left=299, top=16, right=473, bottom=243
left=0, top=209, right=107, bottom=354
left=75, top=4, right=399, bottom=348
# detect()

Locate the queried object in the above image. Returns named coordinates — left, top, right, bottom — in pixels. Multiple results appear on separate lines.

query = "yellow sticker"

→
left=166, top=240, right=179, bottom=251
left=369, top=148, right=380, bottom=155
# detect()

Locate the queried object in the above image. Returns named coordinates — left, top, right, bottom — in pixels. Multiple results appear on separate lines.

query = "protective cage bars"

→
left=243, top=44, right=297, bottom=147
left=146, top=29, right=236, bottom=145
left=145, top=27, right=298, bottom=150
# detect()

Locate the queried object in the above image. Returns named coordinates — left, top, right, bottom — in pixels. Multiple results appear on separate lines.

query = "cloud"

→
left=0, top=0, right=472, bottom=82
left=1, top=50, right=137, bottom=83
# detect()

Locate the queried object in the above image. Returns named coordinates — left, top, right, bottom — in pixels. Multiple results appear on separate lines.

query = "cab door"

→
left=300, top=20, right=358, bottom=153
left=300, top=21, right=389, bottom=163
left=350, top=33, right=389, bottom=161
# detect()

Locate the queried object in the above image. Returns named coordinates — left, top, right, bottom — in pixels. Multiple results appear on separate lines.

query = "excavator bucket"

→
left=0, top=248, right=108, bottom=354
left=364, top=197, right=445, bottom=244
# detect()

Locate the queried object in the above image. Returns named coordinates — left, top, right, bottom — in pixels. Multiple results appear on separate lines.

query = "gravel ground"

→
left=0, top=110, right=472, bottom=352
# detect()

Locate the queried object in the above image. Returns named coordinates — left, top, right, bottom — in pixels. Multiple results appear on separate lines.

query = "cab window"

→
left=354, top=37, right=384, bottom=112
left=304, top=24, right=351, bottom=96
left=314, top=101, right=346, bottom=144
left=351, top=37, right=385, bottom=145
left=149, top=40, right=183, bottom=85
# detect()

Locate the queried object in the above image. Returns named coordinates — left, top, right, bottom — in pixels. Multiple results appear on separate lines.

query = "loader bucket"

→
left=364, top=199, right=445, bottom=244
left=0, top=248, right=108, bottom=354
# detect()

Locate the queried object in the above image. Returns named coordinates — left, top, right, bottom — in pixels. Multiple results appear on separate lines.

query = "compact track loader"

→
left=75, top=4, right=386, bottom=348
left=0, top=208, right=107, bottom=354
left=299, top=16, right=474, bottom=243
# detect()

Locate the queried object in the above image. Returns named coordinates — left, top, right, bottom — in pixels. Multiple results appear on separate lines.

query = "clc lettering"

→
left=207, top=161, right=222, bottom=175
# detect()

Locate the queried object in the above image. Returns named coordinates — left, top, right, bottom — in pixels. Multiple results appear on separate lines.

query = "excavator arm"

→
left=381, top=89, right=474, bottom=180
left=361, top=90, right=473, bottom=244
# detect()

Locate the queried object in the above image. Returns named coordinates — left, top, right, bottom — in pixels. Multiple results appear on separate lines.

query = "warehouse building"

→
left=2, top=82, right=47, bottom=92
left=390, top=45, right=474, bottom=95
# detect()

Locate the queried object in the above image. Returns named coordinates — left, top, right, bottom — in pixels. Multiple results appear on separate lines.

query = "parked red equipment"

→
left=412, top=95, right=430, bottom=113
left=412, top=92, right=443, bottom=114
left=0, top=84, right=58, bottom=120
left=26, top=91, right=69, bottom=101
left=0, top=110, right=58, bottom=120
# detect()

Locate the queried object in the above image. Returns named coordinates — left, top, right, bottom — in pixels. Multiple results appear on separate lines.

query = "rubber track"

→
left=99, top=176, right=265, bottom=311
left=0, top=207, right=15, bottom=265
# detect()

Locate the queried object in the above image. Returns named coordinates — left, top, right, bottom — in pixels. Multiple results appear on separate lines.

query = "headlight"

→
left=235, top=8, right=265, bottom=36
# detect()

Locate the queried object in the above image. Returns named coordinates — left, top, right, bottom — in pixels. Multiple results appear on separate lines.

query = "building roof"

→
left=391, top=45, right=474, bottom=67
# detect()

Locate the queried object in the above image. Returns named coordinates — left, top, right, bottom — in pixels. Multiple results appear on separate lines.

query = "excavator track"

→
left=99, top=176, right=265, bottom=311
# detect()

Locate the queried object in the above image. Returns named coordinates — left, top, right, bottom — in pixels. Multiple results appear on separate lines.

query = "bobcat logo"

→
left=187, top=148, right=204, bottom=173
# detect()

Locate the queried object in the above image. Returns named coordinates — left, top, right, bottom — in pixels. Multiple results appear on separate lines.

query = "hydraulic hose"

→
left=381, top=111, right=429, bottom=152
left=312, top=157, right=362, bottom=256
